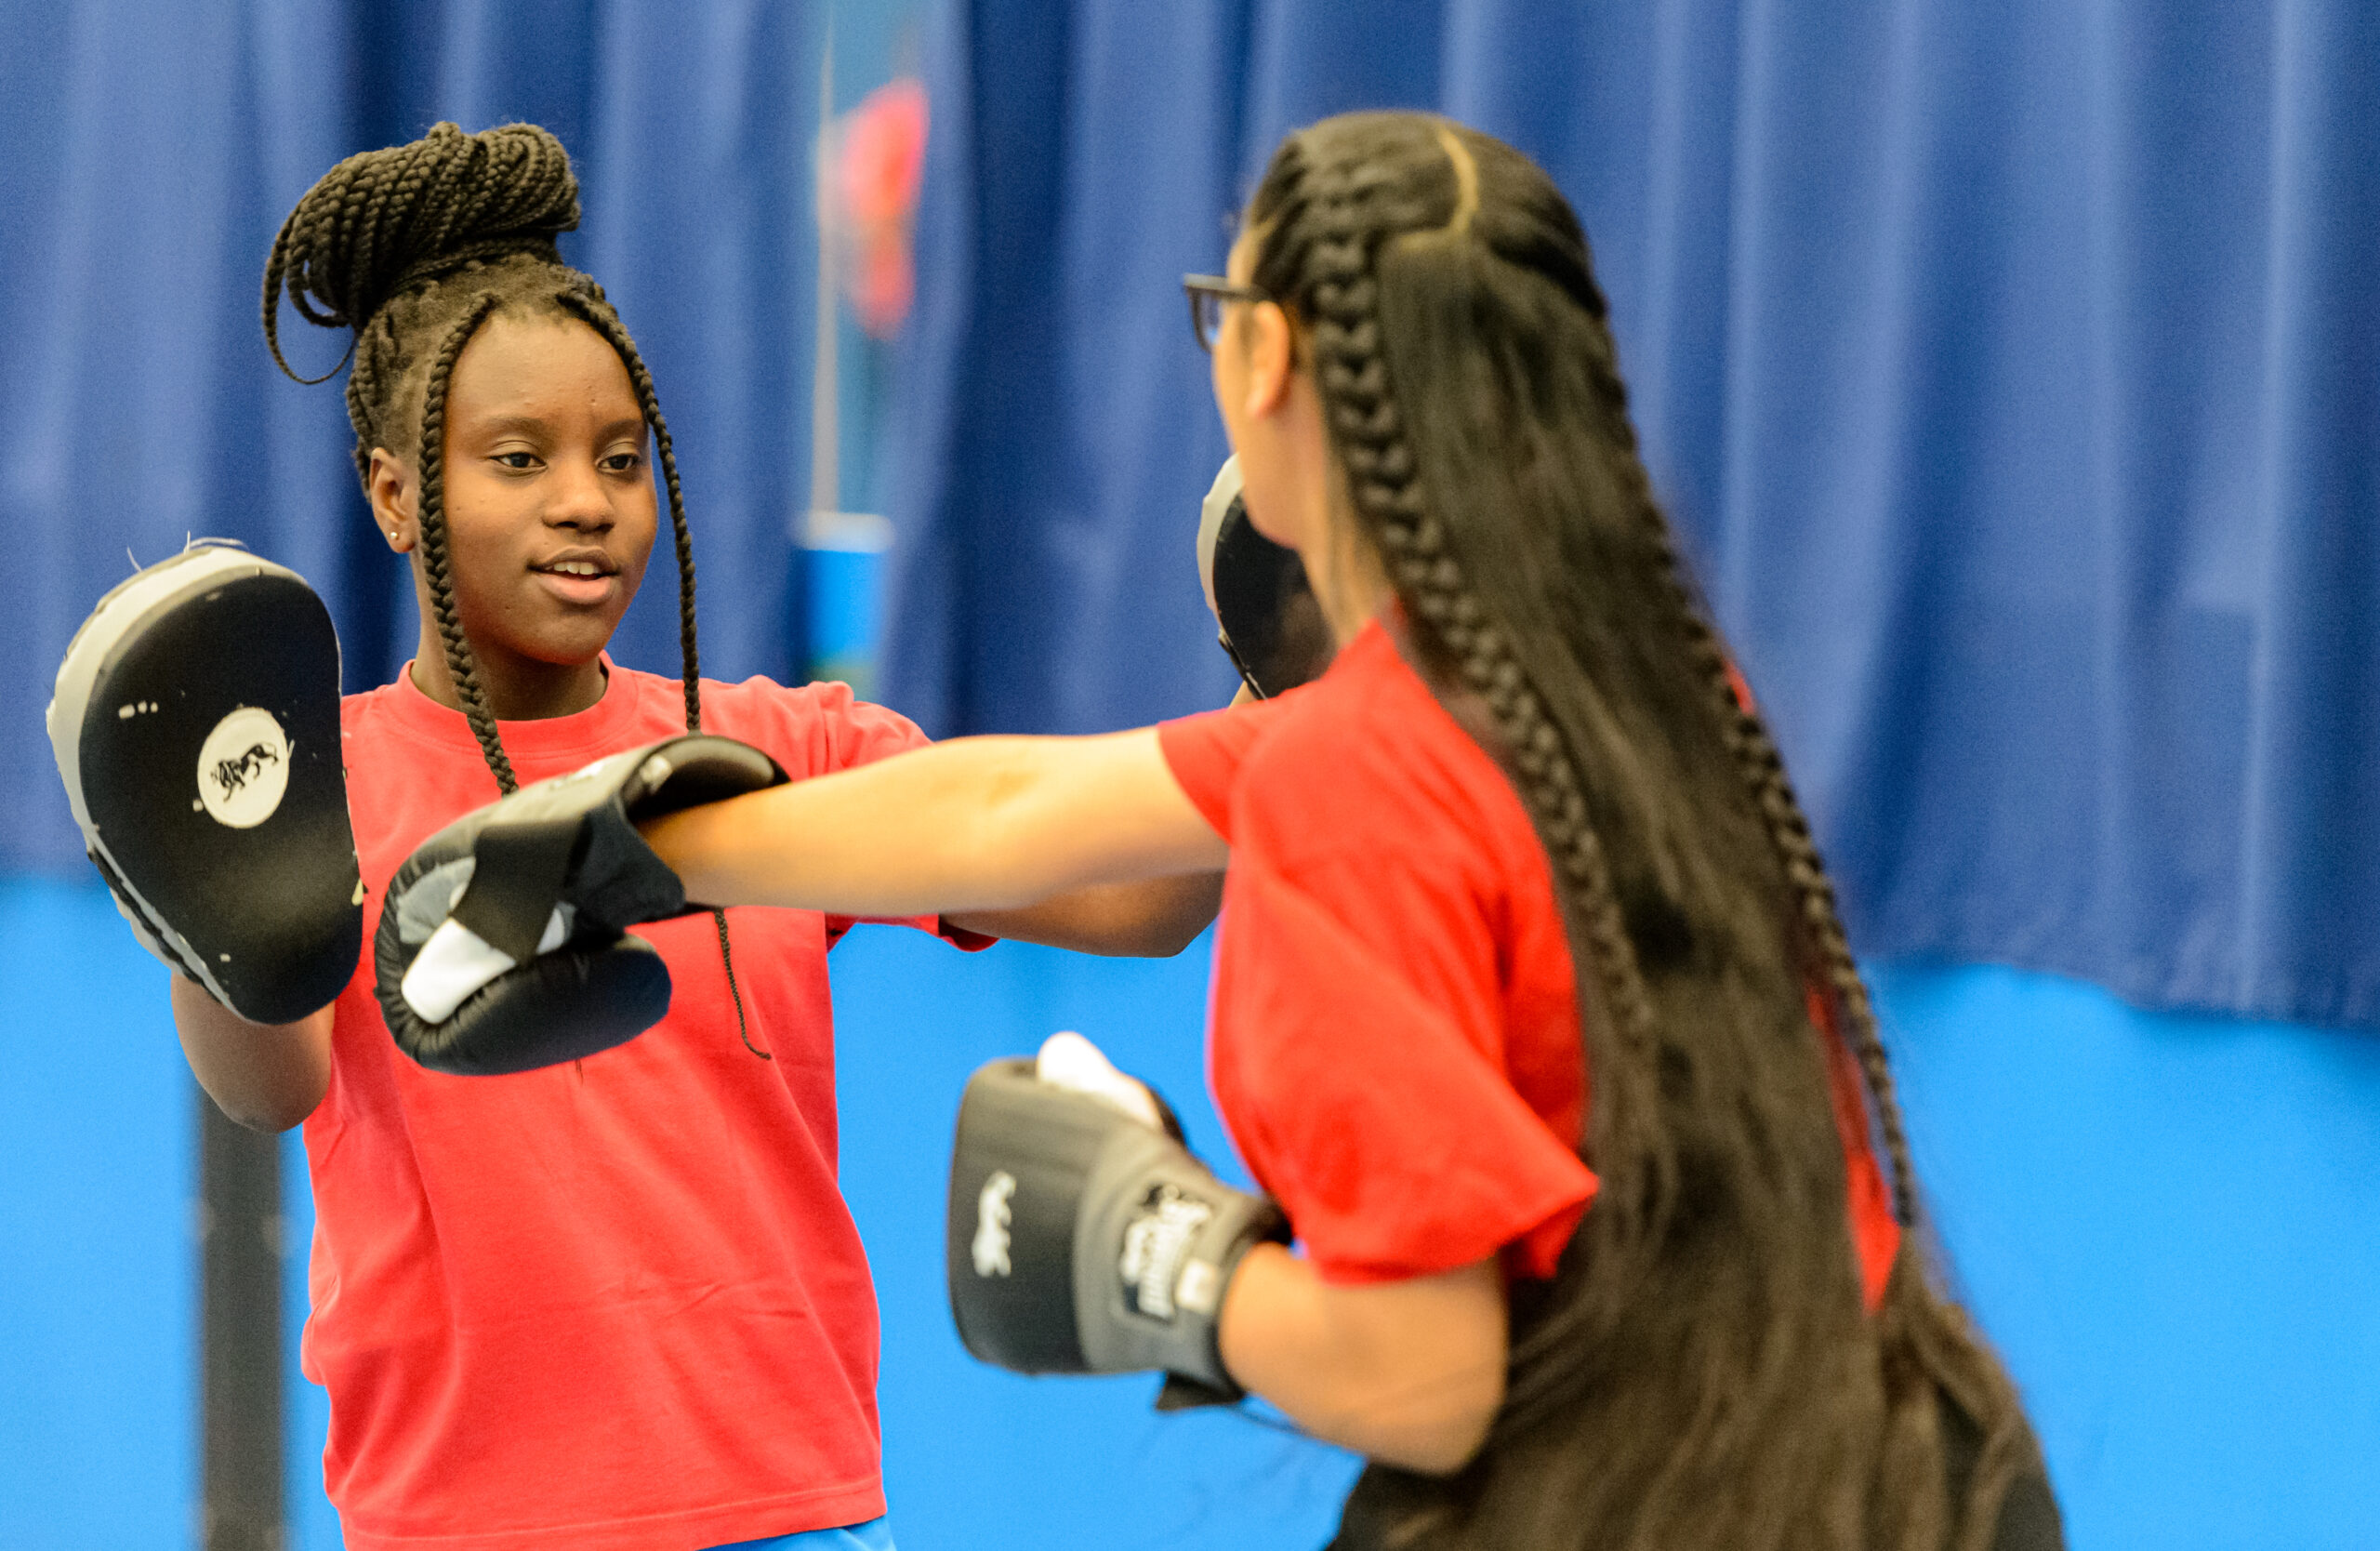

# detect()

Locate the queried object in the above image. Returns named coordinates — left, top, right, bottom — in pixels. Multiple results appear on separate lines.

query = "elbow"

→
left=208, top=1093, right=314, bottom=1133
left=1110, top=915, right=1209, bottom=960
left=194, top=1067, right=325, bottom=1133
left=1364, top=1366, right=1503, bottom=1477
left=1388, top=1407, right=1498, bottom=1478
left=1114, top=874, right=1223, bottom=959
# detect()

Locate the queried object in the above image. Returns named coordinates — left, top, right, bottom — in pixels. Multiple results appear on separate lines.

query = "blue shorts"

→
left=707, top=1516, right=894, bottom=1551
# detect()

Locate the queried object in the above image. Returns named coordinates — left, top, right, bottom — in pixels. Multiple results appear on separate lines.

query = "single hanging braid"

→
left=558, top=292, right=704, bottom=734
left=1568, top=320, right=1924, bottom=1228
left=413, top=291, right=518, bottom=792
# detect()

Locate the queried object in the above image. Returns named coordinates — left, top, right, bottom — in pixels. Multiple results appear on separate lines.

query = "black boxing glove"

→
left=947, top=1034, right=1289, bottom=1408
left=375, top=735, right=786, bottom=1075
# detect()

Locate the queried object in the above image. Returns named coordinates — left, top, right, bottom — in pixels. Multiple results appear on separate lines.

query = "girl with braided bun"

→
left=173, top=122, right=1223, bottom=1551
left=628, top=112, right=2066, bottom=1549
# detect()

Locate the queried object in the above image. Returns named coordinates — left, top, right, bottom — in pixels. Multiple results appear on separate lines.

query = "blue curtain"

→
left=886, top=0, right=2380, bottom=1028
left=0, top=0, right=823, bottom=874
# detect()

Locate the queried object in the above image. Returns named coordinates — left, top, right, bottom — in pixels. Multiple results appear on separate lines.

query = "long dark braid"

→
left=1575, top=248, right=2032, bottom=1550
left=412, top=291, right=517, bottom=789
left=557, top=293, right=702, bottom=735
left=1291, top=149, right=1682, bottom=1276
left=266, top=122, right=768, bottom=1060
left=1249, top=114, right=2031, bottom=1551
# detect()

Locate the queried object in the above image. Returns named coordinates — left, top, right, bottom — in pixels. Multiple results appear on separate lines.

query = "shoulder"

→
left=1236, top=626, right=1517, bottom=867
left=689, top=672, right=932, bottom=779
left=1157, top=690, right=1305, bottom=839
left=339, top=678, right=405, bottom=736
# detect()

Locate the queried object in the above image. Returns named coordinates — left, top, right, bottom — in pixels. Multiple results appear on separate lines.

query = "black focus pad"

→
left=946, top=1058, right=1122, bottom=1374
left=1210, top=493, right=1334, bottom=698
left=1197, top=459, right=1336, bottom=698
left=48, top=546, right=360, bottom=1024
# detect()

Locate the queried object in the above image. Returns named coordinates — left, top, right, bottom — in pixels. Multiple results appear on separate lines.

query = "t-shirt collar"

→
left=383, top=652, right=652, bottom=765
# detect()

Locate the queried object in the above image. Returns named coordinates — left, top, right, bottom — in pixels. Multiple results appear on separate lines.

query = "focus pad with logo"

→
left=47, top=543, right=361, bottom=1024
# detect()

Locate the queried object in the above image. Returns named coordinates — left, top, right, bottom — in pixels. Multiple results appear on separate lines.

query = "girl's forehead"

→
left=449, top=312, right=637, bottom=411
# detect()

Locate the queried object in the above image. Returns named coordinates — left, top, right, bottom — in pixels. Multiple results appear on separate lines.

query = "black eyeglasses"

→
left=1183, top=273, right=1270, bottom=353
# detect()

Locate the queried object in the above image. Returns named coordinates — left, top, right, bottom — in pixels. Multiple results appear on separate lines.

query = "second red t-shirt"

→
left=1158, top=620, right=1899, bottom=1304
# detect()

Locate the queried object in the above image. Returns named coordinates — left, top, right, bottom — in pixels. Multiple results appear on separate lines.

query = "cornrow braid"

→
left=1291, top=158, right=1680, bottom=1240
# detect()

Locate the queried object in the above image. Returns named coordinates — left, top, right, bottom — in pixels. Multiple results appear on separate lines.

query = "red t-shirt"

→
left=1158, top=621, right=1899, bottom=1304
left=311, top=661, right=983, bottom=1551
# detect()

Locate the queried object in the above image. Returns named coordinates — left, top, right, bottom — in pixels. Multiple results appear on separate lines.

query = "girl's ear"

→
left=1243, top=301, right=1299, bottom=419
left=366, top=447, right=419, bottom=554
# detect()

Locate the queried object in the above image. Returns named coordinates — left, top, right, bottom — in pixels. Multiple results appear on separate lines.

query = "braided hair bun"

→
left=262, top=121, right=580, bottom=379
left=258, top=116, right=695, bottom=764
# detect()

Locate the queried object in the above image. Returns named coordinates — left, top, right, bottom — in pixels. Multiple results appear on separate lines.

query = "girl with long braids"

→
left=601, top=113, right=2066, bottom=1548
left=175, top=122, right=1223, bottom=1551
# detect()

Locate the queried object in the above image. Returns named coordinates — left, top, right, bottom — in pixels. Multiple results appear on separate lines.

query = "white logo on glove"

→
left=1118, top=1184, right=1213, bottom=1322
left=972, top=1170, right=1017, bottom=1278
left=195, top=706, right=291, bottom=829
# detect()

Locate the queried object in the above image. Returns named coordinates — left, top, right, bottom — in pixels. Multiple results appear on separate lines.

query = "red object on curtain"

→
left=835, top=77, right=929, bottom=338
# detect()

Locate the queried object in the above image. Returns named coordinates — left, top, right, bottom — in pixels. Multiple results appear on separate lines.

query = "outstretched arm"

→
left=644, top=728, right=1228, bottom=921
left=949, top=873, right=1223, bottom=958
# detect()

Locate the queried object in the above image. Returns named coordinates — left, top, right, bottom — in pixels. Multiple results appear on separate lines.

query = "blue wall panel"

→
left=0, top=880, right=194, bottom=1548
left=9, top=883, right=2380, bottom=1547
left=1873, top=961, right=2380, bottom=1551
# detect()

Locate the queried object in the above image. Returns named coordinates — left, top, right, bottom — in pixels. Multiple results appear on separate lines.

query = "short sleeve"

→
left=781, top=680, right=994, bottom=952
left=1157, top=690, right=1304, bottom=842
left=1214, top=826, right=1596, bottom=1285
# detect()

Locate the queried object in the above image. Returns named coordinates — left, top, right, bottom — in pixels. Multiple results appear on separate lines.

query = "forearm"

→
left=950, top=872, right=1223, bottom=957
left=1219, top=1246, right=1507, bottom=1475
left=645, top=729, right=1225, bottom=919
left=171, top=977, right=332, bottom=1133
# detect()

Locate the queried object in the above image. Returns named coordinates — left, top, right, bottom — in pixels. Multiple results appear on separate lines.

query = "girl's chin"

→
left=493, top=619, right=626, bottom=673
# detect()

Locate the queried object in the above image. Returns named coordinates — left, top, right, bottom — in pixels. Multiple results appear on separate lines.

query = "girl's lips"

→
left=531, top=566, right=618, bottom=607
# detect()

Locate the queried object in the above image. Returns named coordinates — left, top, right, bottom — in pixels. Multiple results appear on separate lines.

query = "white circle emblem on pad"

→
left=196, top=706, right=292, bottom=829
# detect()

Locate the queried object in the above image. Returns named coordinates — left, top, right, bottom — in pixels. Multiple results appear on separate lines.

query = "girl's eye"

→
left=602, top=452, right=643, bottom=473
left=494, top=451, right=537, bottom=471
